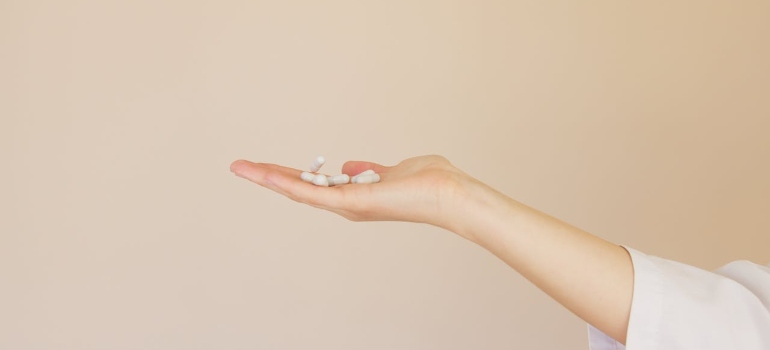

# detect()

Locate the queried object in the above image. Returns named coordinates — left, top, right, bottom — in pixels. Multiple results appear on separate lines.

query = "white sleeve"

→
left=588, top=246, right=770, bottom=350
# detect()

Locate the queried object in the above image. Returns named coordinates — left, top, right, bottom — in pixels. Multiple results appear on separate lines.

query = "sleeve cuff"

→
left=588, top=245, right=664, bottom=350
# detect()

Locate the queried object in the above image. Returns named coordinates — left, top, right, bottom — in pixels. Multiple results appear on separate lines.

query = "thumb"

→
left=341, top=161, right=391, bottom=176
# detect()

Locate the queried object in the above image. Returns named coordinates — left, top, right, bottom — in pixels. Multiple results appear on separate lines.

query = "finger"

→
left=230, top=160, right=300, bottom=185
left=230, top=160, right=345, bottom=209
left=230, top=160, right=306, bottom=199
left=341, top=161, right=390, bottom=176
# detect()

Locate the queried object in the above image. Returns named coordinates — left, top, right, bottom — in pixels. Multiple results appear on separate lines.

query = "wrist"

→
left=444, top=177, right=518, bottom=245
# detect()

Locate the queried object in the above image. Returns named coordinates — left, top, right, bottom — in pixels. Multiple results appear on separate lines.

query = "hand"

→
left=229, top=155, right=475, bottom=232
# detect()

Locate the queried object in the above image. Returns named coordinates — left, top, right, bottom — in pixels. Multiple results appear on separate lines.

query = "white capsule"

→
left=352, top=173, right=380, bottom=184
left=351, top=169, right=375, bottom=182
left=311, top=174, right=329, bottom=186
left=300, top=171, right=315, bottom=183
left=327, top=174, right=350, bottom=186
left=309, top=156, right=326, bottom=173
left=354, top=169, right=375, bottom=177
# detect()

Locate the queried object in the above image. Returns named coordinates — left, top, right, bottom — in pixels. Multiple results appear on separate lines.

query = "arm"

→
left=458, top=179, right=633, bottom=344
left=230, top=155, right=633, bottom=344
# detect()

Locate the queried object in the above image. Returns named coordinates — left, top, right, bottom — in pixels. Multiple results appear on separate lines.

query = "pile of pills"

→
left=299, top=156, right=381, bottom=187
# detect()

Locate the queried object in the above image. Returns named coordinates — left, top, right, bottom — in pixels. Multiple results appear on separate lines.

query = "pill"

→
left=351, top=173, right=380, bottom=184
left=354, top=169, right=375, bottom=177
left=300, top=171, right=315, bottom=183
left=327, top=174, right=350, bottom=186
left=309, top=156, right=326, bottom=173
left=351, top=169, right=375, bottom=182
left=312, top=174, right=329, bottom=186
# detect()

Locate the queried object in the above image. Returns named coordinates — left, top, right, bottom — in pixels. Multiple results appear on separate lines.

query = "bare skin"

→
left=230, top=155, right=634, bottom=344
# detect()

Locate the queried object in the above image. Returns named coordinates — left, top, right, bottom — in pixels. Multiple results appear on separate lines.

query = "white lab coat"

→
left=589, top=246, right=770, bottom=350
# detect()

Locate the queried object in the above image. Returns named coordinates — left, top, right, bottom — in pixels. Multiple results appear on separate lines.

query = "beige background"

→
left=2, top=1, right=769, bottom=349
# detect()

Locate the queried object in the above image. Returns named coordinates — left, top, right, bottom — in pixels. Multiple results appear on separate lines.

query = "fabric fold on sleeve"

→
left=589, top=246, right=770, bottom=350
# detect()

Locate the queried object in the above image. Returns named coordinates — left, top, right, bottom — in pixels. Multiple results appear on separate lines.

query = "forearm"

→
left=451, top=180, right=634, bottom=344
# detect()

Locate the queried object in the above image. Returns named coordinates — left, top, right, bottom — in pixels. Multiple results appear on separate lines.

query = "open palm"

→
left=230, top=155, right=471, bottom=229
